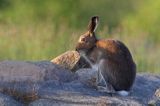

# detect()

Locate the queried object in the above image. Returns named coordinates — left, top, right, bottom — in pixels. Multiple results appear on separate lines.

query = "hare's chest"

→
left=88, top=47, right=104, bottom=64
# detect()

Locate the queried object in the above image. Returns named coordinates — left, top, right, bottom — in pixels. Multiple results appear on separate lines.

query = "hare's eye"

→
left=81, top=37, right=86, bottom=42
left=79, top=37, right=86, bottom=42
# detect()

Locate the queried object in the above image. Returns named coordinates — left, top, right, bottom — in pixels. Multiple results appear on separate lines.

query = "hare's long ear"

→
left=88, top=16, right=99, bottom=34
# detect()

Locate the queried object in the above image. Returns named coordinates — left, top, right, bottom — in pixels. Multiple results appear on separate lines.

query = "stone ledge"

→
left=0, top=60, right=159, bottom=106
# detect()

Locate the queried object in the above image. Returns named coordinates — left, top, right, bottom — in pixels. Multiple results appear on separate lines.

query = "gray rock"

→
left=51, top=51, right=80, bottom=70
left=0, top=60, right=77, bottom=83
left=0, top=61, right=46, bottom=82
left=131, top=74, right=160, bottom=105
left=155, top=88, right=160, bottom=98
left=29, top=98, right=142, bottom=106
left=148, top=88, right=160, bottom=105
left=76, top=68, right=97, bottom=88
left=0, top=93, right=23, bottom=106
left=31, top=61, right=77, bottom=82
left=32, top=71, right=159, bottom=106
left=0, top=61, right=77, bottom=104
left=29, top=74, right=159, bottom=106
left=0, top=61, right=159, bottom=106
left=29, top=99, right=65, bottom=106
left=0, top=81, right=40, bottom=104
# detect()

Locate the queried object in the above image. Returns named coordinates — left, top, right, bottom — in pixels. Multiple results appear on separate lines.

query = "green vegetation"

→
left=0, top=0, right=159, bottom=73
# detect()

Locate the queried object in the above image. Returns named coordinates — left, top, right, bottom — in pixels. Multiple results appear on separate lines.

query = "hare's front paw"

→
left=96, top=85, right=116, bottom=95
left=96, top=80, right=115, bottom=94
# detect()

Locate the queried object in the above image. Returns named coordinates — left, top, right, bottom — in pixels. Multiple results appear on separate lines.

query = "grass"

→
left=0, top=0, right=159, bottom=73
left=0, top=23, right=75, bottom=60
left=0, top=22, right=159, bottom=74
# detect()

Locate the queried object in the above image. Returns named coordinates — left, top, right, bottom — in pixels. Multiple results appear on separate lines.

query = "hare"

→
left=75, top=16, right=136, bottom=96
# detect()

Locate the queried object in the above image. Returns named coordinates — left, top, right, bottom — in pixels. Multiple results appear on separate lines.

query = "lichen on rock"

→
left=51, top=51, right=80, bottom=70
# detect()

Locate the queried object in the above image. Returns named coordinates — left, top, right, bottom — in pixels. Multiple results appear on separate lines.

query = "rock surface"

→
left=0, top=61, right=45, bottom=82
left=0, top=60, right=159, bottom=106
left=0, top=93, right=22, bottom=106
left=51, top=51, right=80, bottom=70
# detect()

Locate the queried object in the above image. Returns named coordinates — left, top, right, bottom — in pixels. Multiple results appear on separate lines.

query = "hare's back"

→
left=96, top=39, right=136, bottom=91
left=96, top=39, right=133, bottom=61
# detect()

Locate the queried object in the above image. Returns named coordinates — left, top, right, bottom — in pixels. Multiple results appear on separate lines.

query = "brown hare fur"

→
left=75, top=16, right=136, bottom=96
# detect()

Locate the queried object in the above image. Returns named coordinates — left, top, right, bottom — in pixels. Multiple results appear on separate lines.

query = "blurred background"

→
left=0, top=0, right=159, bottom=73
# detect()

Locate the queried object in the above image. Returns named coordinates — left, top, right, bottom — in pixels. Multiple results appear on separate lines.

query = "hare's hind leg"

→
left=96, top=68, right=108, bottom=92
left=96, top=68, right=115, bottom=93
left=96, top=59, right=115, bottom=94
left=81, top=54, right=115, bottom=93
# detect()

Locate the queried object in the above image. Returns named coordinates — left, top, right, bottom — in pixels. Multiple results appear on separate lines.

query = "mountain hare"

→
left=75, top=16, right=136, bottom=96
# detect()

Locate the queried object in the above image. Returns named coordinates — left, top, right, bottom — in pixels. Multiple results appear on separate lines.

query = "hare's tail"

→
left=117, top=90, right=129, bottom=96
